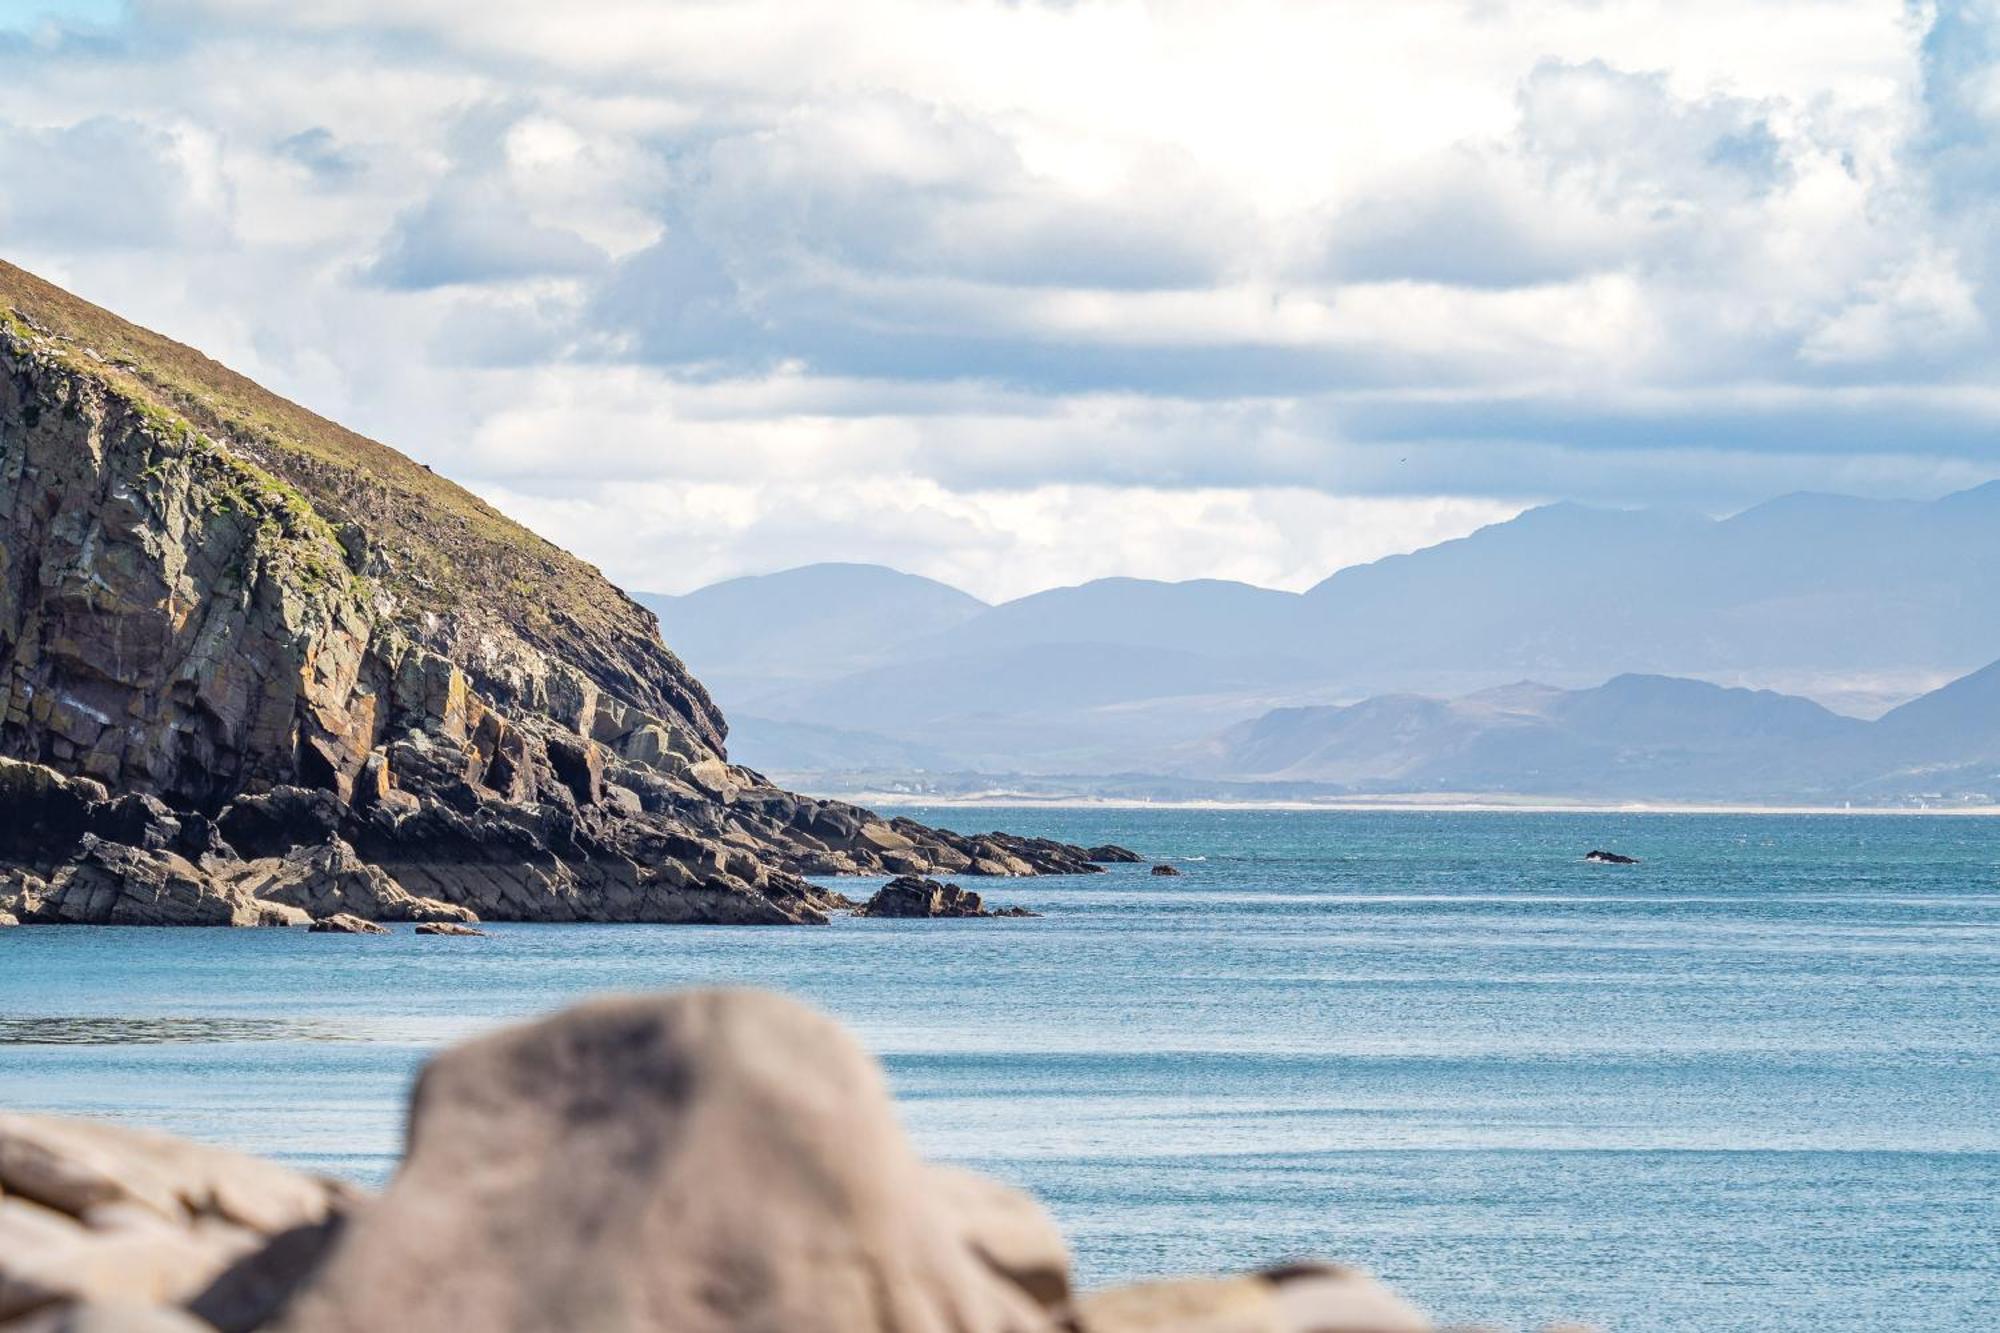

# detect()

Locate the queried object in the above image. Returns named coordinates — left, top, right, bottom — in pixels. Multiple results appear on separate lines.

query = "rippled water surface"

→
left=3, top=809, right=1997, bottom=1331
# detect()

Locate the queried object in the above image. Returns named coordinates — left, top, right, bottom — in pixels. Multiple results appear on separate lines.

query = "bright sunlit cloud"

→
left=1, top=0, right=1995, bottom=597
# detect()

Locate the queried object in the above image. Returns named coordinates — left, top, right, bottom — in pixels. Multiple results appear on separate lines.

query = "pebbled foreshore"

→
left=0, top=990, right=1587, bottom=1333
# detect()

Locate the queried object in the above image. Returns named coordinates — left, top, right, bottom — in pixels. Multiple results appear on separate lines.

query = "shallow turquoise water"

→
left=3, top=808, right=1997, bottom=1331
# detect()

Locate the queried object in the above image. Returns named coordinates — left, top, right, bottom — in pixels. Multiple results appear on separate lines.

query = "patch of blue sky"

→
left=0, top=0, right=123, bottom=32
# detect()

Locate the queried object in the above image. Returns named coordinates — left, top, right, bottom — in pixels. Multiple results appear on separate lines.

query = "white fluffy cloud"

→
left=0, top=0, right=1995, bottom=598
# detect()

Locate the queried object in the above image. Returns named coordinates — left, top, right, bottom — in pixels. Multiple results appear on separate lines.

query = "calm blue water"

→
left=3, top=809, right=1997, bottom=1331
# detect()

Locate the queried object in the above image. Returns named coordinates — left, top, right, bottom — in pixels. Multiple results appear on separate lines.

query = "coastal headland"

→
left=0, top=260, right=1130, bottom=930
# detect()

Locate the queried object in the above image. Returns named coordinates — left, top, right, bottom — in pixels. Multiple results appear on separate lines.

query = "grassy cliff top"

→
left=0, top=258, right=725, bottom=748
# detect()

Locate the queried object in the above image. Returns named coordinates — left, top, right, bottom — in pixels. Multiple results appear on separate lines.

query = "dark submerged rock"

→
left=1149, top=864, right=1181, bottom=876
left=1584, top=849, right=1639, bottom=865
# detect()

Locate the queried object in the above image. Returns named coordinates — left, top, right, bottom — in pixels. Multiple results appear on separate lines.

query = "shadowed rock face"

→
left=0, top=991, right=1451, bottom=1333
left=0, top=263, right=1129, bottom=925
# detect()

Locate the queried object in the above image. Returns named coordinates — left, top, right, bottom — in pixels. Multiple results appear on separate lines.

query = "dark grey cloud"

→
left=274, top=126, right=363, bottom=182
left=366, top=189, right=606, bottom=289
left=359, top=102, right=613, bottom=291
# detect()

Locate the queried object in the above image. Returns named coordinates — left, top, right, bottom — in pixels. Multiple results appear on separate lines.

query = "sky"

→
left=1, top=1, right=1996, bottom=601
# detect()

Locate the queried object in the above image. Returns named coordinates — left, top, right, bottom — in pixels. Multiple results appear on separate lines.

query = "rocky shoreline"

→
left=0, top=753, right=1126, bottom=929
left=0, top=989, right=1580, bottom=1333
left=0, top=263, right=1136, bottom=929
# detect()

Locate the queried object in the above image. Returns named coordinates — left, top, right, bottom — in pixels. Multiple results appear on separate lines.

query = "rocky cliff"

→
left=0, top=260, right=1126, bottom=927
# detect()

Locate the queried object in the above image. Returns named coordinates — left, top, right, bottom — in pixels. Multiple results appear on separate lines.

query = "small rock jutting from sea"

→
left=853, top=874, right=1037, bottom=918
left=0, top=988, right=1587, bottom=1333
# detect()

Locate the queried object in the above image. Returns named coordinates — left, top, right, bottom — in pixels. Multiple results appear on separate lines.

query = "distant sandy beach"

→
left=843, top=791, right=2000, bottom=816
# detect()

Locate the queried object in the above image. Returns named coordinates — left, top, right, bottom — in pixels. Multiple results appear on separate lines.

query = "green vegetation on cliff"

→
left=0, top=259, right=724, bottom=747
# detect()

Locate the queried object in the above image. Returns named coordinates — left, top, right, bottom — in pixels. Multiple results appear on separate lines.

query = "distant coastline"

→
left=853, top=791, right=2000, bottom=816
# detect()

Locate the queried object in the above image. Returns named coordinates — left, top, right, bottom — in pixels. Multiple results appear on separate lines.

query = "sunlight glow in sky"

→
left=2, top=1, right=1996, bottom=598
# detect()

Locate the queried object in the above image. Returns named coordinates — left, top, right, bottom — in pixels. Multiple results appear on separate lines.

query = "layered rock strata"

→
left=0, top=990, right=1490, bottom=1333
left=0, top=262, right=1127, bottom=925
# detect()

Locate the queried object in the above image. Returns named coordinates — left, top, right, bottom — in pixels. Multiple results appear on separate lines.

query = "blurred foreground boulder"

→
left=0, top=990, right=1528, bottom=1333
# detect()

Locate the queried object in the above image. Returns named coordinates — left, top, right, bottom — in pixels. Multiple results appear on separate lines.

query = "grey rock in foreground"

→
left=0, top=989, right=1549, bottom=1332
left=0, top=1113, right=359, bottom=1330
left=273, top=991, right=1061, bottom=1333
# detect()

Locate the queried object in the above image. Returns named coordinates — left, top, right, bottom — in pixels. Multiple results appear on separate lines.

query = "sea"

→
left=3, top=808, right=1996, bottom=1332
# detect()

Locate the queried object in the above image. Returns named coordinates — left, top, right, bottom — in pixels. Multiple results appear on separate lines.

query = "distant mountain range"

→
left=635, top=485, right=2000, bottom=802
left=1190, top=669, right=2000, bottom=801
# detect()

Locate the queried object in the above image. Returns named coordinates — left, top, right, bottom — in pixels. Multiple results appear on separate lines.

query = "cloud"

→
left=0, top=115, right=224, bottom=247
left=479, top=474, right=1522, bottom=603
left=274, top=126, right=362, bottom=182
left=1, top=0, right=1998, bottom=600
left=360, top=103, right=634, bottom=289
left=366, top=189, right=606, bottom=289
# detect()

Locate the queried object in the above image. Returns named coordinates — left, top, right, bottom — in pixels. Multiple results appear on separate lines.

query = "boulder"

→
left=25, top=838, right=304, bottom=928
left=1149, top=864, right=1181, bottom=877
left=854, top=875, right=1012, bottom=919
left=0, top=758, right=106, bottom=860
left=0, top=1114, right=360, bottom=1329
left=1072, top=1265, right=1429, bottom=1333
left=925, top=1166, right=1069, bottom=1311
left=0, top=870, right=45, bottom=922
left=81, top=795, right=182, bottom=856
left=0, top=1301, right=217, bottom=1332
left=0, top=992, right=1480, bottom=1331
left=413, top=922, right=487, bottom=937
left=306, top=914, right=388, bottom=936
left=271, top=991, right=1063, bottom=1333
left=214, top=791, right=344, bottom=862
left=1084, top=845, right=1144, bottom=864
left=226, top=840, right=475, bottom=924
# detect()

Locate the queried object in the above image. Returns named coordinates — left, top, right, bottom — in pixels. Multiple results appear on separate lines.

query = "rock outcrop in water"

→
left=0, top=990, right=1463, bottom=1333
left=853, top=874, right=1033, bottom=918
left=1582, top=850, right=1638, bottom=865
left=0, top=261, right=1130, bottom=926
